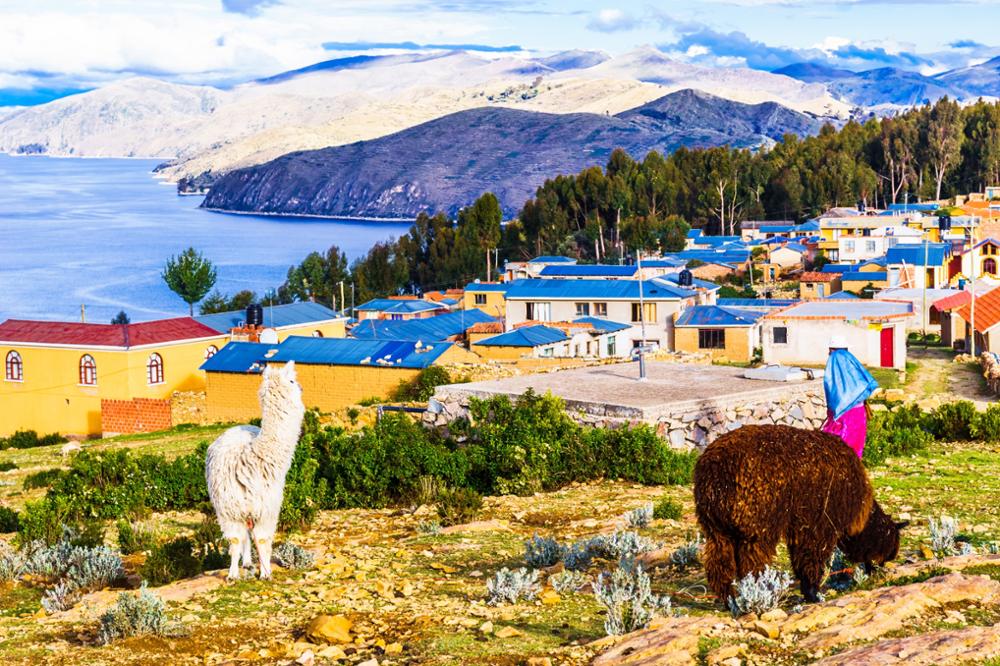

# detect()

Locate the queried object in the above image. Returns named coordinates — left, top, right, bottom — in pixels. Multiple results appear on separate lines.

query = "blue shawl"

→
left=824, top=348, right=879, bottom=420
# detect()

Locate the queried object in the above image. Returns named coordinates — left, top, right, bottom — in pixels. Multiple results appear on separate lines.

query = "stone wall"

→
left=425, top=382, right=827, bottom=451
left=100, top=397, right=172, bottom=436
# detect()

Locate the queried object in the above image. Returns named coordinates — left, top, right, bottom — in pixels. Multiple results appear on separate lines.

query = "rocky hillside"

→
left=200, top=89, right=823, bottom=219
left=775, top=63, right=967, bottom=108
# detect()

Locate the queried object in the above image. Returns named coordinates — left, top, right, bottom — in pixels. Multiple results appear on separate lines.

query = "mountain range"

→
left=200, top=89, right=822, bottom=219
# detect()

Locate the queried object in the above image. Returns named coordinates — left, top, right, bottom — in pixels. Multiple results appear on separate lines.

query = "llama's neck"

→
left=254, top=397, right=303, bottom=467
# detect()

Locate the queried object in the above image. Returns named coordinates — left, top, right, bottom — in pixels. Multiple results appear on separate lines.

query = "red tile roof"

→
left=0, top=317, right=221, bottom=348
left=932, top=291, right=971, bottom=312
left=955, top=288, right=1000, bottom=333
left=800, top=271, right=839, bottom=282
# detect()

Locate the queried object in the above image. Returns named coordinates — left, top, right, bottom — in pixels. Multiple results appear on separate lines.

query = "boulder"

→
left=306, top=614, right=353, bottom=644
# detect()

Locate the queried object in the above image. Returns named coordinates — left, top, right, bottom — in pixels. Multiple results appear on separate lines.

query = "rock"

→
left=751, top=620, right=779, bottom=639
left=721, top=659, right=741, bottom=666
left=526, top=659, right=552, bottom=666
left=813, top=624, right=1000, bottom=664
left=305, top=615, right=353, bottom=644
left=317, top=645, right=347, bottom=660
left=539, top=589, right=561, bottom=605
left=384, top=642, right=403, bottom=655
left=594, top=615, right=735, bottom=665
left=883, top=388, right=905, bottom=402
left=296, top=650, right=314, bottom=666
left=760, top=609, right=788, bottom=623
left=706, top=644, right=743, bottom=665
left=357, top=660, right=379, bottom=666
left=495, top=626, right=523, bottom=638
left=479, top=621, right=494, bottom=634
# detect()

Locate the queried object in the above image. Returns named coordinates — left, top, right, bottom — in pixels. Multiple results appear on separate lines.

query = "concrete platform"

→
left=433, top=361, right=824, bottom=421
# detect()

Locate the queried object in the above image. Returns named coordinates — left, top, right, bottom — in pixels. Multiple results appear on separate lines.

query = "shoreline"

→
left=202, top=206, right=417, bottom=223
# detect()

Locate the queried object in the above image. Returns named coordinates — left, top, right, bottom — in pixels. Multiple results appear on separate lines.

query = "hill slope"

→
left=775, top=62, right=967, bottom=107
left=201, top=89, right=822, bottom=219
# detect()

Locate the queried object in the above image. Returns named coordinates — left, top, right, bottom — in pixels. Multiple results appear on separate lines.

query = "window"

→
left=985, top=258, right=998, bottom=275
left=204, top=345, right=218, bottom=359
left=593, top=302, right=608, bottom=317
left=5, top=351, right=22, bottom=381
left=525, top=302, right=551, bottom=321
left=147, top=353, right=164, bottom=385
left=773, top=327, right=788, bottom=345
left=865, top=240, right=877, bottom=253
left=390, top=314, right=404, bottom=321
left=540, top=347, right=554, bottom=358
left=845, top=240, right=855, bottom=252
left=79, top=354, right=97, bottom=385
left=607, top=336, right=616, bottom=356
left=312, top=330, right=324, bottom=338
left=474, top=293, right=487, bottom=306
left=630, top=302, right=657, bottom=323
left=698, top=329, right=726, bottom=349
left=575, top=302, right=590, bottom=317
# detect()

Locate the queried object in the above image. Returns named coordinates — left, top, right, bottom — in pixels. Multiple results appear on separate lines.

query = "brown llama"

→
left=694, top=424, right=906, bottom=603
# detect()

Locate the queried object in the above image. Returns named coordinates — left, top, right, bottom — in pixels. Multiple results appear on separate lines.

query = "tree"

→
left=920, top=97, right=965, bottom=200
left=110, top=310, right=130, bottom=325
left=161, top=247, right=217, bottom=316
left=199, top=289, right=258, bottom=315
left=282, top=246, right=349, bottom=306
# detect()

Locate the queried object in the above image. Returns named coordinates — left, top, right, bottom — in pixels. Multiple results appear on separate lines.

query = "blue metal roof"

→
left=199, top=341, right=274, bottom=374
left=885, top=243, right=950, bottom=267
left=696, top=235, right=743, bottom=247
left=539, top=264, right=638, bottom=277
left=842, top=271, right=888, bottom=282
left=473, top=325, right=569, bottom=347
left=464, top=282, right=509, bottom=292
left=717, top=298, right=798, bottom=308
left=663, top=249, right=751, bottom=266
left=641, top=258, right=687, bottom=267
left=657, top=273, right=721, bottom=291
left=675, top=305, right=765, bottom=327
left=821, top=264, right=851, bottom=273
left=194, top=302, right=340, bottom=333
left=504, top=278, right=696, bottom=300
left=799, top=220, right=821, bottom=231
left=686, top=229, right=703, bottom=238
left=886, top=203, right=940, bottom=212
left=355, top=298, right=442, bottom=314
left=825, top=291, right=859, bottom=299
left=573, top=317, right=631, bottom=333
left=760, top=225, right=797, bottom=233
left=861, top=257, right=888, bottom=268
left=350, top=309, right=496, bottom=341
left=268, top=336, right=453, bottom=368
left=530, top=256, right=576, bottom=263
left=783, top=242, right=809, bottom=253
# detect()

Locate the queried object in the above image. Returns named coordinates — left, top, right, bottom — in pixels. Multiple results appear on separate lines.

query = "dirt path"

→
left=906, top=347, right=994, bottom=409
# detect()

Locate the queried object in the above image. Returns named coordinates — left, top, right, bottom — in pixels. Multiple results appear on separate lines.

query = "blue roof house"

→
left=354, top=298, right=447, bottom=322
left=673, top=305, right=765, bottom=362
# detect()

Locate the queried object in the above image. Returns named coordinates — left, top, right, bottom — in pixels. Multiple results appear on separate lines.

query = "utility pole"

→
left=636, top=251, right=647, bottom=381
left=921, top=240, right=928, bottom=338
left=351, top=284, right=356, bottom=320
left=339, top=281, right=346, bottom=316
left=80, top=304, right=86, bottom=323
left=971, top=250, right=978, bottom=357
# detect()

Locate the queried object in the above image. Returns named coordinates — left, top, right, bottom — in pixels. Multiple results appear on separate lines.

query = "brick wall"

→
left=101, top=397, right=172, bottom=436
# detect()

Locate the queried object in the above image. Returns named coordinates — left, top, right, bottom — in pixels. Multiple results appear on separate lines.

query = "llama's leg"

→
left=253, top=518, right=277, bottom=580
left=734, top=538, right=778, bottom=580
left=703, top=533, right=738, bottom=602
left=218, top=520, right=245, bottom=581
left=240, top=527, right=254, bottom=571
left=789, top=535, right=838, bottom=603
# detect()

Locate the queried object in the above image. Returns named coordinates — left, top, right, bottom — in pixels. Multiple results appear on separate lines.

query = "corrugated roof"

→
left=716, top=298, right=798, bottom=308
left=0, top=317, right=220, bottom=348
left=539, top=264, right=638, bottom=277
left=464, top=282, right=509, bottom=293
left=355, top=299, right=443, bottom=314
left=783, top=242, right=809, bottom=253
left=268, top=336, right=453, bottom=368
left=350, top=309, right=496, bottom=341
left=573, top=317, right=630, bottom=333
left=759, top=225, right=797, bottom=233
left=842, top=272, right=888, bottom=282
left=641, top=258, right=687, bottom=267
left=886, top=243, right=950, bottom=267
left=696, top=235, right=743, bottom=247
left=473, top=325, right=569, bottom=347
left=766, top=300, right=912, bottom=320
left=662, top=249, right=751, bottom=266
left=657, top=273, right=721, bottom=291
left=504, top=278, right=696, bottom=300
left=200, top=341, right=275, bottom=374
left=686, top=229, right=703, bottom=238
left=194, top=302, right=340, bottom=333
left=955, top=288, right=1000, bottom=333
left=824, top=291, right=859, bottom=299
left=529, top=256, right=576, bottom=263
left=821, top=264, right=851, bottom=273
left=675, top=305, right=765, bottom=327
left=799, top=220, right=821, bottom=231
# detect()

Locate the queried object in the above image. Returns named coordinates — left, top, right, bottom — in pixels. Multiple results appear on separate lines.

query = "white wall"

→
left=761, top=318, right=906, bottom=369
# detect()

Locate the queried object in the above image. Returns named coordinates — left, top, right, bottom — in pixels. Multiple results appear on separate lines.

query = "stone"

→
left=788, top=405, right=804, bottom=421
left=479, top=621, right=494, bottom=634
left=751, top=620, right=779, bottom=639
left=495, top=626, right=523, bottom=638
left=706, top=644, right=743, bottom=665
left=526, top=659, right=552, bottom=666
left=812, top=624, right=1000, bottom=665
left=357, top=660, right=379, bottom=666
left=539, top=589, right=561, bottom=605
left=296, top=650, right=314, bottom=666
left=317, top=645, right=347, bottom=660
left=305, top=615, right=353, bottom=644
left=760, top=609, right=788, bottom=623
left=669, top=429, right=687, bottom=448
left=384, top=642, right=403, bottom=654
left=883, top=388, right=906, bottom=402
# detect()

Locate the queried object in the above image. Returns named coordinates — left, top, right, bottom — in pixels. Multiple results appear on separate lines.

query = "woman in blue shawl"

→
left=821, top=336, right=879, bottom=457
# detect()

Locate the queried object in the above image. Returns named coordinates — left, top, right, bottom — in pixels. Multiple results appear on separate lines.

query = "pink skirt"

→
left=821, top=404, right=867, bottom=458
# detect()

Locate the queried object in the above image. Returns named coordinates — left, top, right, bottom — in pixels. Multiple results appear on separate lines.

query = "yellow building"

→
left=461, top=283, right=508, bottom=319
left=798, top=272, right=842, bottom=300
left=201, top=337, right=479, bottom=422
left=673, top=306, right=763, bottom=363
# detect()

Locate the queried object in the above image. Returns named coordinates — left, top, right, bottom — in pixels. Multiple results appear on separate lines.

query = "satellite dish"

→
left=259, top=328, right=279, bottom=344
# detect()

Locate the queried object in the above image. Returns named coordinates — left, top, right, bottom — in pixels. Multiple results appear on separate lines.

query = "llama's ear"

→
left=261, top=364, right=274, bottom=382
left=280, top=360, right=296, bottom=379
left=895, top=521, right=910, bottom=530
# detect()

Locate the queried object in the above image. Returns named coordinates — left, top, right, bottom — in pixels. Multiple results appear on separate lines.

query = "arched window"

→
left=985, top=258, right=997, bottom=276
left=5, top=351, right=22, bottom=381
left=204, top=345, right=218, bottom=359
left=79, top=354, right=97, bottom=385
left=312, top=330, right=324, bottom=338
left=147, top=353, right=164, bottom=385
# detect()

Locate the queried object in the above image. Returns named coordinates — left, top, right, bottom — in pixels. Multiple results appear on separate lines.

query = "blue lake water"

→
left=0, top=155, right=412, bottom=323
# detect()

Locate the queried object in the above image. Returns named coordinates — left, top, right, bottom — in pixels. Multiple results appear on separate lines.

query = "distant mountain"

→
left=936, top=56, right=1000, bottom=97
left=201, top=89, right=822, bottom=220
left=776, top=61, right=969, bottom=107
left=538, top=49, right=609, bottom=71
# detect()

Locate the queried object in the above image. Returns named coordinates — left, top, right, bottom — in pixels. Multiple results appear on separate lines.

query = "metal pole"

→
left=339, top=281, right=345, bottom=316
left=921, top=241, right=928, bottom=338
left=636, top=251, right=647, bottom=381
left=971, top=250, right=977, bottom=357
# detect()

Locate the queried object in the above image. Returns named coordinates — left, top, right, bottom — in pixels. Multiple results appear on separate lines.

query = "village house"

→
left=350, top=309, right=496, bottom=342
left=461, top=282, right=508, bottom=318
left=673, top=305, right=765, bottom=363
left=874, top=287, right=963, bottom=332
left=932, top=291, right=973, bottom=349
left=957, top=238, right=1000, bottom=282
left=885, top=242, right=952, bottom=289
left=471, top=318, right=630, bottom=361
left=767, top=242, right=811, bottom=270
left=502, top=255, right=577, bottom=281
left=354, top=297, right=448, bottom=321
left=201, top=336, right=479, bottom=423
left=836, top=225, right=922, bottom=264
left=194, top=301, right=347, bottom=340
left=798, top=271, right=842, bottom=300
left=760, top=300, right=911, bottom=369
left=840, top=269, right=888, bottom=296
left=952, top=286, right=1000, bottom=355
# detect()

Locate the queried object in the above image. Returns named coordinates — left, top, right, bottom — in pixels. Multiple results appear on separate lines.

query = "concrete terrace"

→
left=433, top=361, right=823, bottom=422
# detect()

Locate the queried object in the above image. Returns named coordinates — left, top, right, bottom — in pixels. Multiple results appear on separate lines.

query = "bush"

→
left=0, top=506, right=19, bottom=533
left=728, top=566, right=793, bottom=617
left=577, top=425, right=697, bottom=486
left=586, top=531, right=659, bottom=561
left=549, top=569, right=587, bottom=594
left=594, top=560, right=671, bottom=636
left=864, top=405, right=933, bottom=467
left=486, top=567, right=540, bottom=605
left=436, top=487, right=483, bottom=527
left=524, top=535, right=564, bottom=568
left=929, top=515, right=959, bottom=558
left=140, top=537, right=204, bottom=586
left=653, top=497, right=683, bottom=521
left=272, top=542, right=315, bottom=570
left=392, top=366, right=454, bottom=402
left=0, top=430, right=65, bottom=450
left=670, top=534, right=703, bottom=569
left=99, top=585, right=172, bottom=644
left=973, top=404, right=1000, bottom=442
left=924, top=401, right=977, bottom=442
left=23, top=468, right=64, bottom=490
left=0, top=461, right=17, bottom=472
left=16, top=499, right=104, bottom=548
left=117, top=519, right=158, bottom=555
left=624, top=503, right=653, bottom=528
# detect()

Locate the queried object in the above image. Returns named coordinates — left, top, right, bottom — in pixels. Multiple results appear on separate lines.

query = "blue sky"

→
left=3, top=0, right=1000, bottom=106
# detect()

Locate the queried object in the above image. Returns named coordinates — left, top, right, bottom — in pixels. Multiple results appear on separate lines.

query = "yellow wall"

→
left=0, top=336, right=224, bottom=436
left=674, top=326, right=753, bottom=362
left=841, top=278, right=888, bottom=293
left=463, top=291, right=507, bottom=317
left=277, top=320, right=346, bottom=340
left=472, top=344, right=532, bottom=360
left=204, top=372, right=263, bottom=424
left=799, top=278, right=841, bottom=300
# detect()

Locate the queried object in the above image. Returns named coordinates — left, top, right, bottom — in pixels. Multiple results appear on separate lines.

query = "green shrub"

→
left=924, top=401, right=977, bottom=441
left=392, top=366, right=454, bottom=402
left=437, top=487, right=483, bottom=527
left=278, top=437, right=328, bottom=530
left=16, top=497, right=77, bottom=546
left=0, top=461, right=17, bottom=472
left=864, top=405, right=933, bottom=467
left=117, top=519, right=158, bottom=555
left=141, top=537, right=204, bottom=586
left=580, top=425, right=697, bottom=486
left=0, top=430, right=65, bottom=450
left=973, top=404, right=1000, bottom=442
left=653, top=497, right=684, bottom=521
left=22, top=468, right=64, bottom=490
left=98, top=585, right=172, bottom=644
left=0, top=506, right=19, bottom=533
left=46, top=450, right=149, bottom=519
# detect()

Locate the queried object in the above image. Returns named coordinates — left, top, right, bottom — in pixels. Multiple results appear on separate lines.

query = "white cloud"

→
left=587, top=8, right=641, bottom=32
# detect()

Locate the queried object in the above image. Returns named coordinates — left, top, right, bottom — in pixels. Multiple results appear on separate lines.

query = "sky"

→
left=3, top=0, right=1000, bottom=106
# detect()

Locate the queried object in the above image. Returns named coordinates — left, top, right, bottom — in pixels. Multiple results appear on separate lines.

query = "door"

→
left=880, top=327, right=894, bottom=368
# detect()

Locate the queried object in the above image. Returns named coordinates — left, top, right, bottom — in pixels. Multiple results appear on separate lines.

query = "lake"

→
left=0, top=155, right=412, bottom=323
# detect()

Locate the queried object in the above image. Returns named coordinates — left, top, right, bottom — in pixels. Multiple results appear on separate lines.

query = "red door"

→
left=880, top=327, right=894, bottom=368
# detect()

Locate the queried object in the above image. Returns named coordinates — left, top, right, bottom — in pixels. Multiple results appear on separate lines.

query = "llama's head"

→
left=259, top=361, right=305, bottom=420
left=838, top=501, right=908, bottom=571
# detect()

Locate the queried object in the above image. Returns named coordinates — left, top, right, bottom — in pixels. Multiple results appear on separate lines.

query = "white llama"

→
left=205, top=361, right=305, bottom=580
